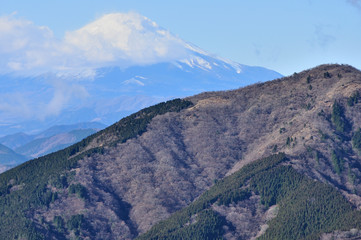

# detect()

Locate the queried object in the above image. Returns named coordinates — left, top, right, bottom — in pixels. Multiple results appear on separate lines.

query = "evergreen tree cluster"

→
left=331, top=101, right=350, bottom=133
left=347, top=91, right=360, bottom=107
left=352, top=128, right=361, bottom=152
left=68, top=184, right=88, bottom=200
left=138, top=153, right=361, bottom=240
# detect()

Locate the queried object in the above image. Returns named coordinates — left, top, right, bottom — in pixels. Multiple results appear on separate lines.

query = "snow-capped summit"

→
left=0, top=12, right=282, bottom=136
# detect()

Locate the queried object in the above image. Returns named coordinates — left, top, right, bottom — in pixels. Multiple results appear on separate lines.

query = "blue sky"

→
left=1, top=0, right=361, bottom=75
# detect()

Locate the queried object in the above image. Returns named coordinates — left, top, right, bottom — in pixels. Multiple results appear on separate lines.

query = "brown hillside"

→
left=29, top=64, right=361, bottom=239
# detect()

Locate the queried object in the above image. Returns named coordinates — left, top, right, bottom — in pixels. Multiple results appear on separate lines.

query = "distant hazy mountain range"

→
left=0, top=143, right=26, bottom=171
left=0, top=122, right=105, bottom=172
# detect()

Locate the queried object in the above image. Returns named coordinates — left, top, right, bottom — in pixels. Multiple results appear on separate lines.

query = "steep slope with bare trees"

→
left=1, top=64, right=361, bottom=239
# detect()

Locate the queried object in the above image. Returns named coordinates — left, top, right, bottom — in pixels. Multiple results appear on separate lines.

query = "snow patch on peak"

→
left=122, top=76, right=146, bottom=86
left=216, top=56, right=243, bottom=74
left=179, top=41, right=244, bottom=74
left=183, top=42, right=210, bottom=56
left=179, top=56, right=212, bottom=71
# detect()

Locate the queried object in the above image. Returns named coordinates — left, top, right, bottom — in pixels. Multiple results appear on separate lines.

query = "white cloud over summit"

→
left=0, top=12, right=192, bottom=121
left=0, top=12, right=189, bottom=76
left=65, top=13, right=188, bottom=66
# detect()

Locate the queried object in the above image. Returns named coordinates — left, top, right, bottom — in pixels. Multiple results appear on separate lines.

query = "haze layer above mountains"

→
left=0, top=12, right=281, bottom=137
left=2, top=64, right=361, bottom=239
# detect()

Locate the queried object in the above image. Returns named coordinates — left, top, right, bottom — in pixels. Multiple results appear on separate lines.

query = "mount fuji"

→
left=0, top=12, right=282, bottom=137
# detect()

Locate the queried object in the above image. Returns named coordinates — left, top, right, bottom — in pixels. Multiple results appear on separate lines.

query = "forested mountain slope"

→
left=1, top=64, right=361, bottom=239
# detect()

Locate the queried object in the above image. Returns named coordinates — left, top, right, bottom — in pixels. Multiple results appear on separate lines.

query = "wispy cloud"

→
left=312, top=25, right=336, bottom=48
left=41, top=80, right=89, bottom=119
left=347, top=0, right=361, bottom=9
left=0, top=79, right=89, bottom=121
left=252, top=43, right=281, bottom=64
left=0, top=14, right=57, bottom=75
left=0, top=12, right=189, bottom=77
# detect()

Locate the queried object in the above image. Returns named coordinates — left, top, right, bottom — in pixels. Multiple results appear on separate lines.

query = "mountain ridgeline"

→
left=1, top=64, right=361, bottom=239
